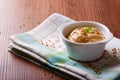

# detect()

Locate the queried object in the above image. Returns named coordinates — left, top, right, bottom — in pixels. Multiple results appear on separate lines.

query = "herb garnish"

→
left=84, top=27, right=94, bottom=33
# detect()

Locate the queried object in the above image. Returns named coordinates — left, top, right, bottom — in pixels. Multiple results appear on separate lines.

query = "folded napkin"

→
left=9, top=13, right=120, bottom=80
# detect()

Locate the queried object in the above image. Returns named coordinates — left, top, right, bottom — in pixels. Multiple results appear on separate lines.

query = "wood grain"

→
left=0, top=0, right=120, bottom=80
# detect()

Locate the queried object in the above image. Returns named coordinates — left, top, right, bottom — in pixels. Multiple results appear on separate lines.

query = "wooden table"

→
left=0, top=0, right=120, bottom=80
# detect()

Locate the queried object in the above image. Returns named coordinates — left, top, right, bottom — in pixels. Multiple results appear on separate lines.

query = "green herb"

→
left=84, top=27, right=94, bottom=33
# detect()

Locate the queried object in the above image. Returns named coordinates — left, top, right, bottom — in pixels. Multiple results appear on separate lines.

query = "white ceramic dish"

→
left=59, top=21, right=113, bottom=62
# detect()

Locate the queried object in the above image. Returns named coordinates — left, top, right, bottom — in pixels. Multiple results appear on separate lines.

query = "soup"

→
left=67, top=26, right=104, bottom=43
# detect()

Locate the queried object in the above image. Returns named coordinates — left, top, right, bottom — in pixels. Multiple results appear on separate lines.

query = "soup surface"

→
left=67, top=27, right=104, bottom=43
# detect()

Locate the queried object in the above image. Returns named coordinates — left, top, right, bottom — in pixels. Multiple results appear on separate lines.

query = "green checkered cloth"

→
left=9, top=13, right=120, bottom=80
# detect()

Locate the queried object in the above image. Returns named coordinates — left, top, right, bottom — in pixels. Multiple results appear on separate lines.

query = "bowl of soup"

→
left=59, top=21, right=113, bottom=62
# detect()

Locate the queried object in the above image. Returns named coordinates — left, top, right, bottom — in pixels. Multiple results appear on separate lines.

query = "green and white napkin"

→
left=9, top=13, right=120, bottom=80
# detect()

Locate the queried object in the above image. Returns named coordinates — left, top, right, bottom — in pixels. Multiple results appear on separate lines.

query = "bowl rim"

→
left=59, top=21, right=113, bottom=45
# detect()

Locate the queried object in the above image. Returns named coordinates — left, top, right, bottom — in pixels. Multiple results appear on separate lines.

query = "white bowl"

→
left=59, top=21, right=113, bottom=62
